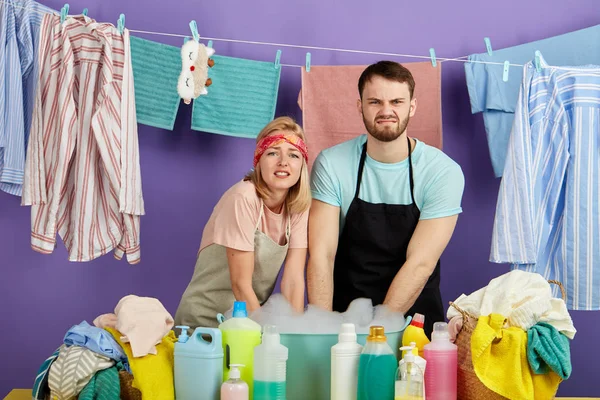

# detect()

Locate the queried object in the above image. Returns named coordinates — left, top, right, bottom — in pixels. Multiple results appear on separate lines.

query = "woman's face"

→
left=258, top=131, right=304, bottom=195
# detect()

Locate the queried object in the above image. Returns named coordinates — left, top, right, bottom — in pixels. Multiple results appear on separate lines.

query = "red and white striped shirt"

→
left=22, top=14, right=144, bottom=264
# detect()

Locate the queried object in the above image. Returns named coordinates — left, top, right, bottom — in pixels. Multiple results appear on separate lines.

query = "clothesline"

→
left=3, top=0, right=531, bottom=69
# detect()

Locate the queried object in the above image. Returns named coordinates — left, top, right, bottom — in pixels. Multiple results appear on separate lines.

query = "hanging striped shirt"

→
left=21, top=13, right=144, bottom=264
left=491, top=52, right=600, bottom=310
left=0, top=0, right=53, bottom=196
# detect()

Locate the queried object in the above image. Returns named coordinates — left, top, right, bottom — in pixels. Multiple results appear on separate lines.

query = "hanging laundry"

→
left=191, top=54, right=281, bottom=138
left=0, top=0, right=54, bottom=196
left=48, top=344, right=115, bottom=400
left=21, top=14, right=145, bottom=264
left=298, top=62, right=442, bottom=170
left=464, top=24, right=600, bottom=177
left=130, top=35, right=182, bottom=130
left=491, top=52, right=600, bottom=310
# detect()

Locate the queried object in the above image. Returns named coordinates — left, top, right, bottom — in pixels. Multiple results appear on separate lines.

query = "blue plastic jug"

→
left=175, top=326, right=224, bottom=400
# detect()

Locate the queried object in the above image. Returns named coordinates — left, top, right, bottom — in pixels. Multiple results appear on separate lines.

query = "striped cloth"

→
left=21, top=14, right=145, bottom=263
left=78, top=365, right=121, bottom=400
left=48, top=345, right=114, bottom=400
left=491, top=51, right=600, bottom=310
left=32, top=347, right=60, bottom=400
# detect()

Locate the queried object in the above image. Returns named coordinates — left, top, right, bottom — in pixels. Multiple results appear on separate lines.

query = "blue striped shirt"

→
left=0, top=0, right=53, bottom=196
left=491, top=52, right=600, bottom=310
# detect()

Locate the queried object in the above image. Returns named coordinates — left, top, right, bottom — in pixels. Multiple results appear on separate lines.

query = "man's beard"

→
left=363, top=112, right=410, bottom=142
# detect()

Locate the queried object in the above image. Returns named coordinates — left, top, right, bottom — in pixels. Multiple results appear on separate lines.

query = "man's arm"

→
left=307, top=199, right=340, bottom=310
left=383, top=215, right=459, bottom=313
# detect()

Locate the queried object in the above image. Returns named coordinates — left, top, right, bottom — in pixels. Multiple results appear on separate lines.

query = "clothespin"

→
left=305, top=52, right=311, bottom=72
left=117, top=13, right=125, bottom=34
left=189, top=20, right=199, bottom=42
left=502, top=60, right=510, bottom=82
left=534, top=50, right=542, bottom=72
left=429, top=48, right=437, bottom=67
left=82, top=8, right=88, bottom=16
left=207, top=40, right=213, bottom=49
left=60, top=3, right=69, bottom=23
left=484, top=37, right=493, bottom=56
left=274, top=49, right=281, bottom=70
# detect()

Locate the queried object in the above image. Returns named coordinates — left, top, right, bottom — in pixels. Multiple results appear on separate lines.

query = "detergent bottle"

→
left=219, top=301, right=262, bottom=399
left=331, top=323, right=363, bottom=400
left=253, top=325, right=288, bottom=400
left=174, top=325, right=223, bottom=400
left=221, top=364, right=249, bottom=400
left=395, top=343, right=426, bottom=400
left=357, top=326, right=397, bottom=400
left=401, top=313, right=430, bottom=358
left=423, top=322, right=457, bottom=400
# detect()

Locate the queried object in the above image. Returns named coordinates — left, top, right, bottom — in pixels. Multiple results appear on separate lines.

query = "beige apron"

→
left=175, top=202, right=291, bottom=328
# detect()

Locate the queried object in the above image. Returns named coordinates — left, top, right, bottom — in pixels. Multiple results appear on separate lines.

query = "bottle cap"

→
left=338, top=323, right=357, bottom=343
left=410, top=313, right=425, bottom=329
left=229, top=364, right=244, bottom=380
left=175, top=325, right=190, bottom=343
left=431, top=321, right=450, bottom=341
left=367, top=326, right=387, bottom=342
left=399, top=344, right=416, bottom=363
left=233, top=301, right=247, bottom=318
left=262, top=324, right=281, bottom=345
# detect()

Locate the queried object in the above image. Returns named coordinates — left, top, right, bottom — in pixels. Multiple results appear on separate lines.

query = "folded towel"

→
left=471, top=314, right=561, bottom=400
left=298, top=63, right=442, bottom=170
left=64, top=320, right=130, bottom=372
left=106, top=327, right=177, bottom=400
left=130, top=36, right=181, bottom=130
left=527, top=322, right=572, bottom=379
left=78, top=364, right=121, bottom=400
left=191, top=54, right=281, bottom=138
left=115, top=294, right=174, bottom=357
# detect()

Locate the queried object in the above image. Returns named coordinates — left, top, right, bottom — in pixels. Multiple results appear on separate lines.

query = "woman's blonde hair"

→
left=244, top=116, right=311, bottom=214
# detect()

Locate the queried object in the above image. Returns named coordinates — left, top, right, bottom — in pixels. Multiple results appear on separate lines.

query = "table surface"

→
left=4, top=388, right=600, bottom=400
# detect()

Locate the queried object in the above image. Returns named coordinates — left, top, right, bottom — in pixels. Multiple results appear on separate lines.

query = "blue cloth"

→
left=0, top=0, right=53, bottom=196
left=464, top=24, right=600, bottom=177
left=491, top=52, right=600, bottom=310
left=527, top=322, right=571, bottom=379
left=311, top=135, right=464, bottom=232
left=130, top=35, right=181, bottom=130
left=191, top=54, right=281, bottom=138
left=63, top=321, right=130, bottom=372
left=32, top=347, right=60, bottom=400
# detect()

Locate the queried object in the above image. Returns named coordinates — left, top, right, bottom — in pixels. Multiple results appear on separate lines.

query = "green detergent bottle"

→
left=219, top=301, right=262, bottom=400
left=358, top=326, right=398, bottom=400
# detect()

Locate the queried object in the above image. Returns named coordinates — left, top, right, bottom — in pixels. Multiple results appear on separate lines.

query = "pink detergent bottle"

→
left=423, top=322, right=457, bottom=400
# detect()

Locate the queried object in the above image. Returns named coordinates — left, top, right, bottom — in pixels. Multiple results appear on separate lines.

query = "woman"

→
left=175, top=117, right=311, bottom=328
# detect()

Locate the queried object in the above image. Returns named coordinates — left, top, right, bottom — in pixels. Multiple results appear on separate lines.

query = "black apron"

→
left=332, top=136, right=443, bottom=337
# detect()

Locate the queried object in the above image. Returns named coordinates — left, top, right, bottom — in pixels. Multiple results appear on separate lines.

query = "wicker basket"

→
left=118, top=370, right=143, bottom=400
left=449, top=280, right=566, bottom=400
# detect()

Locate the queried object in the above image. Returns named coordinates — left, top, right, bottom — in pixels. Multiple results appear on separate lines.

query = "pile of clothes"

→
left=447, top=270, right=576, bottom=400
left=33, top=295, right=176, bottom=400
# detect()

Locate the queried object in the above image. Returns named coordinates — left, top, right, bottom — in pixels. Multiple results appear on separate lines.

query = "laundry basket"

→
left=449, top=280, right=566, bottom=400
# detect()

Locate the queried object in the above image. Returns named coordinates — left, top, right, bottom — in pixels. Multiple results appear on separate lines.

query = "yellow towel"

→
left=471, top=314, right=561, bottom=400
left=106, top=327, right=176, bottom=400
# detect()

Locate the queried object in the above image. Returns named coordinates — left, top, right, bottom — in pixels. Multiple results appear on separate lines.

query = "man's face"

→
left=358, top=76, right=417, bottom=142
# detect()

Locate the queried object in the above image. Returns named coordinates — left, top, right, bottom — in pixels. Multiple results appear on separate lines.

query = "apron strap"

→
left=407, top=136, right=416, bottom=204
left=354, top=143, right=368, bottom=200
left=255, top=200, right=265, bottom=231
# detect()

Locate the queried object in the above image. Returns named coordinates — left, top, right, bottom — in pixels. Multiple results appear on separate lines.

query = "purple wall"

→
left=1, top=0, right=597, bottom=396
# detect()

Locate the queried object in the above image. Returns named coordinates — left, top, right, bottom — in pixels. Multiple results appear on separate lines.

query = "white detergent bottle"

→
left=395, top=342, right=426, bottom=400
left=222, top=364, right=249, bottom=400
left=253, top=325, right=288, bottom=400
left=331, top=323, right=363, bottom=400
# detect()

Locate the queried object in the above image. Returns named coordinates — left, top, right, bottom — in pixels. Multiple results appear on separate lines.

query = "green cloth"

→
left=78, top=365, right=120, bottom=400
left=130, top=36, right=181, bottom=130
left=527, top=322, right=572, bottom=379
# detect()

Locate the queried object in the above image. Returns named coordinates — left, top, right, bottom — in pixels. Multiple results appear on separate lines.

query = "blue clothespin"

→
left=502, top=60, right=510, bottom=82
left=207, top=40, right=213, bottom=48
left=534, top=50, right=542, bottom=72
left=189, top=20, right=199, bottom=42
left=429, top=48, right=437, bottom=67
left=274, top=49, right=281, bottom=70
left=82, top=8, right=88, bottom=17
left=305, top=52, right=311, bottom=72
left=60, top=3, right=69, bottom=23
left=484, top=37, right=493, bottom=56
left=117, top=13, right=125, bottom=34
